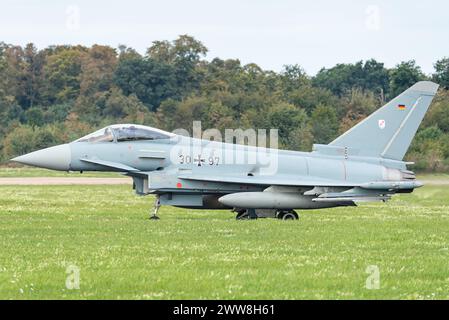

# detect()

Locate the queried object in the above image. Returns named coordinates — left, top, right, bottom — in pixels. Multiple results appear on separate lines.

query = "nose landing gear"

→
left=150, top=195, right=161, bottom=220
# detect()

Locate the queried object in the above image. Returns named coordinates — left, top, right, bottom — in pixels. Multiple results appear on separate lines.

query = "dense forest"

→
left=1, top=35, right=448, bottom=171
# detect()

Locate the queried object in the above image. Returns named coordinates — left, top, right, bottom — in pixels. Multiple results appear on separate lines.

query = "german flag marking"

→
left=398, top=104, right=406, bottom=110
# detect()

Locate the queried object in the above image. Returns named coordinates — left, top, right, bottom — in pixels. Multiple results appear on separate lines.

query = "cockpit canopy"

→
left=75, top=124, right=174, bottom=143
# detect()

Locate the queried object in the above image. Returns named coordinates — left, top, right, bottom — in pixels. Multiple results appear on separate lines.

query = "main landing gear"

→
left=234, top=209, right=299, bottom=220
left=275, top=210, right=299, bottom=220
left=235, top=208, right=258, bottom=220
left=150, top=195, right=161, bottom=220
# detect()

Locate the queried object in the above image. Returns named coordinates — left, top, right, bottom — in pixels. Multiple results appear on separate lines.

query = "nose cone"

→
left=11, top=144, right=71, bottom=171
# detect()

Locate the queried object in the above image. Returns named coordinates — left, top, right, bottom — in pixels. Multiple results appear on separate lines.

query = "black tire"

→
left=277, top=210, right=299, bottom=220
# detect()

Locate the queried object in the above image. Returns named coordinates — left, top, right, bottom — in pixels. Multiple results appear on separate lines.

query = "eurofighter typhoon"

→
left=12, top=81, right=439, bottom=220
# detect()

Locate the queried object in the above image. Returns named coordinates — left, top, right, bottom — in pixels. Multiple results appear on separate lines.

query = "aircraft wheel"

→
left=277, top=210, right=299, bottom=220
left=149, top=215, right=160, bottom=220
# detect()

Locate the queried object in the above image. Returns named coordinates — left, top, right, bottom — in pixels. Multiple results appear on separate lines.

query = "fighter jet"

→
left=12, top=81, right=439, bottom=220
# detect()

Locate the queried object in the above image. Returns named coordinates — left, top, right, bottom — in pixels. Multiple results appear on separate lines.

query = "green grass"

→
left=0, top=166, right=120, bottom=178
left=1, top=184, right=449, bottom=300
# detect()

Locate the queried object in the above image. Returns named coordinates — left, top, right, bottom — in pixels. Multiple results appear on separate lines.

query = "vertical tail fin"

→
left=329, top=81, right=439, bottom=160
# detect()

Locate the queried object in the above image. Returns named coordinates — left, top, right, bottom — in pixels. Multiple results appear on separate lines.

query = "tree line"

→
left=1, top=35, right=449, bottom=171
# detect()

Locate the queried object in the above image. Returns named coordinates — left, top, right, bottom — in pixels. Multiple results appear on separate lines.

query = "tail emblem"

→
left=378, top=119, right=386, bottom=130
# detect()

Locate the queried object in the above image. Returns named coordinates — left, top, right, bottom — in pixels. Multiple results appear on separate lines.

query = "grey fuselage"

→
left=69, top=136, right=406, bottom=183
left=11, top=130, right=419, bottom=211
left=64, top=135, right=413, bottom=211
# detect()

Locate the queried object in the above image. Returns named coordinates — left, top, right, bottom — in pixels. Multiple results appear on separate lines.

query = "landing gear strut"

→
left=235, top=209, right=247, bottom=220
left=247, top=209, right=258, bottom=219
left=234, top=208, right=258, bottom=220
left=150, top=195, right=161, bottom=220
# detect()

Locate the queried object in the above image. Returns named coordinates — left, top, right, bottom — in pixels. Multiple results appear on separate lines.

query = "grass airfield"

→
left=1, top=175, right=449, bottom=299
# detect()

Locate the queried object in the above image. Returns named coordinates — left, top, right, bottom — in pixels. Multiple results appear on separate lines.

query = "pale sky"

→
left=1, top=0, right=448, bottom=75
